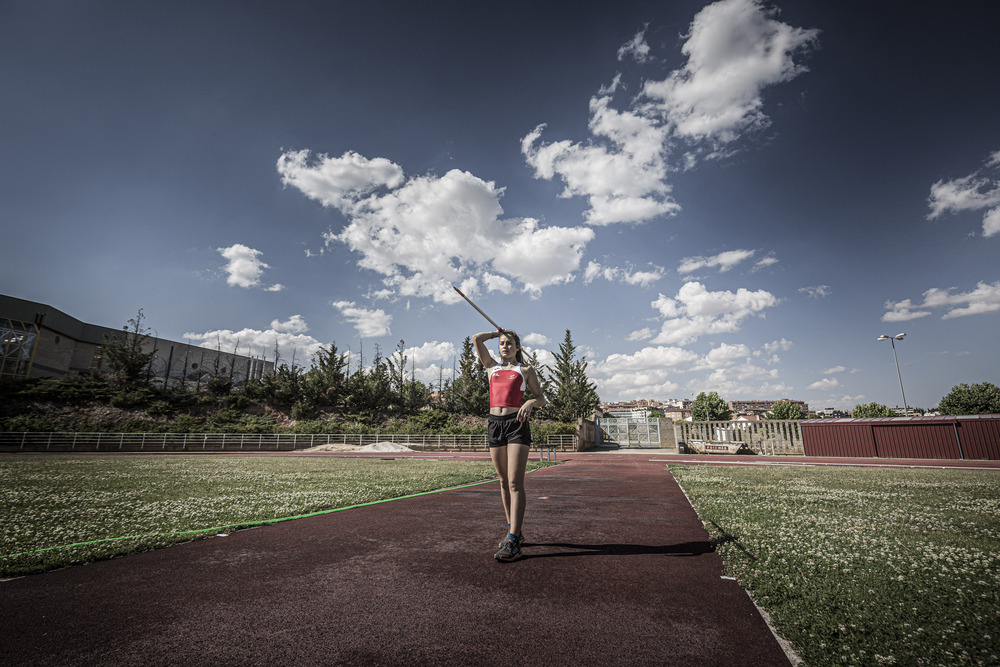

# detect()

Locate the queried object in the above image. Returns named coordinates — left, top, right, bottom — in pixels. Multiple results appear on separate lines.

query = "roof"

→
left=800, top=414, right=1000, bottom=425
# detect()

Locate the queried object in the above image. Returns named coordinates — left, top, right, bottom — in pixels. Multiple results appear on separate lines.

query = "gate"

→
left=597, top=418, right=660, bottom=449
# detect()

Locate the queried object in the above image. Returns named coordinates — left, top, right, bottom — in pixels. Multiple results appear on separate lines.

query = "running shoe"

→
left=499, top=531, right=525, bottom=548
left=494, top=535, right=523, bottom=562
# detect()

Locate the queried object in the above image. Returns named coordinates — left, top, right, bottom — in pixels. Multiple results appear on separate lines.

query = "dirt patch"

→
left=302, top=441, right=416, bottom=453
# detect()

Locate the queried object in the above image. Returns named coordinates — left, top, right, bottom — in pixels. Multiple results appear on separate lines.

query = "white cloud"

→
left=522, top=332, right=550, bottom=347
left=393, top=340, right=455, bottom=368
left=984, top=207, right=1000, bottom=237
left=377, top=341, right=458, bottom=386
left=761, top=338, right=793, bottom=354
left=592, top=336, right=798, bottom=402
left=583, top=261, right=665, bottom=287
left=592, top=346, right=700, bottom=398
left=277, top=149, right=405, bottom=211
left=183, top=324, right=324, bottom=367
left=641, top=0, right=819, bottom=145
left=217, top=244, right=282, bottom=291
left=678, top=249, right=756, bottom=274
left=883, top=281, right=1000, bottom=321
left=753, top=254, right=778, bottom=270
left=799, top=284, right=831, bottom=299
left=627, top=327, right=654, bottom=342
left=521, top=114, right=678, bottom=226
left=650, top=281, right=780, bottom=345
left=280, top=150, right=594, bottom=300
left=490, top=218, right=593, bottom=294
left=881, top=298, right=931, bottom=322
left=822, top=365, right=846, bottom=375
left=836, top=394, right=866, bottom=406
left=704, top=361, right=781, bottom=392
left=270, top=314, right=309, bottom=334
left=482, top=273, right=514, bottom=294
left=809, top=378, right=841, bottom=391
left=927, top=150, right=1000, bottom=237
left=700, top=342, right=752, bottom=369
left=331, top=300, right=392, bottom=338
left=618, top=26, right=651, bottom=63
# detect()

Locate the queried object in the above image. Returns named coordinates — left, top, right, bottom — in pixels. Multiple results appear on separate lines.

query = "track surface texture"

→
left=3, top=454, right=802, bottom=666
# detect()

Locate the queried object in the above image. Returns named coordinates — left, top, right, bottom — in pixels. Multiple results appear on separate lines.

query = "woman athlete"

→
left=473, top=329, right=546, bottom=562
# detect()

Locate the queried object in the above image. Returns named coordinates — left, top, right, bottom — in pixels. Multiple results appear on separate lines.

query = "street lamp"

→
left=877, top=333, right=909, bottom=416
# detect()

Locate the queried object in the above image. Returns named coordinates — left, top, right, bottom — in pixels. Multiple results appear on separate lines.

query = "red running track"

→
left=1, top=454, right=795, bottom=666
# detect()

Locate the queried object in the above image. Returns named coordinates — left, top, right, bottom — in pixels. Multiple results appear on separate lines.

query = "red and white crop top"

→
left=489, top=364, right=526, bottom=408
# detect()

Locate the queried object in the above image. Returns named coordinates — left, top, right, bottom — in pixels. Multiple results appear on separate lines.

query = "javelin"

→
left=453, top=286, right=504, bottom=331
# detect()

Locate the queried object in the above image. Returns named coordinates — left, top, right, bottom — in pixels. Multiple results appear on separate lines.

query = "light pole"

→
left=877, top=333, right=909, bottom=416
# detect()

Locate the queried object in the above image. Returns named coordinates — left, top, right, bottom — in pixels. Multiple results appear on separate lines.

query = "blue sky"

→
left=3, top=0, right=999, bottom=411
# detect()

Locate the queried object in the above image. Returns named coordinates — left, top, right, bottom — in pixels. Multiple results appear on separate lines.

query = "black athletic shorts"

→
left=487, top=413, right=532, bottom=447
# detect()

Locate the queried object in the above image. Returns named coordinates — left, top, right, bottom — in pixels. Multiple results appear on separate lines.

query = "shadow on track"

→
left=522, top=540, right=712, bottom=559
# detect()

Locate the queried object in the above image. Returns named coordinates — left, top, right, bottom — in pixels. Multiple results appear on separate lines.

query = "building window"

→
left=0, top=318, right=39, bottom=379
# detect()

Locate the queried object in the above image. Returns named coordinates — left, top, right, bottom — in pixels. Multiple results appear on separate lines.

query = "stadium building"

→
left=0, top=294, right=272, bottom=385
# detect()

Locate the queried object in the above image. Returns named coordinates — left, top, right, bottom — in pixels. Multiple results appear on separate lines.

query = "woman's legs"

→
left=490, top=443, right=530, bottom=537
left=489, top=445, right=512, bottom=527
left=507, top=443, right=529, bottom=536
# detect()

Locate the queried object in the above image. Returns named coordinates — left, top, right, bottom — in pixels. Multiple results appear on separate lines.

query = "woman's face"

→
left=498, top=334, right=519, bottom=361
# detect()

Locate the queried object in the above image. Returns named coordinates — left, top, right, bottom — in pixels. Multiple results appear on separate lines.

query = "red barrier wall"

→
left=801, top=415, right=1000, bottom=460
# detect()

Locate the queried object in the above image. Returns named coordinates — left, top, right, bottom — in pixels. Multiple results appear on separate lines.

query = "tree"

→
left=101, top=309, right=157, bottom=386
left=938, top=382, right=1000, bottom=415
left=691, top=391, right=731, bottom=421
left=345, top=345, right=393, bottom=422
left=764, top=400, right=805, bottom=420
left=304, top=343, right=349, bottom=409
left=524, top=349, right=552, bottom=413
left=544, top=329, right=600, bottom=422
left=851, top=402, right=895, bottom=418
left=448, top=337, right=489, bottom=415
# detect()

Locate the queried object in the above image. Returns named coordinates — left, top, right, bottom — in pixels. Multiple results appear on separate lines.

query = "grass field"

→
left=5, top=456, right=998, bottom=665
left=670, top=464, right=1000, bottom=666
left=0, top=454, right=551, bottom=578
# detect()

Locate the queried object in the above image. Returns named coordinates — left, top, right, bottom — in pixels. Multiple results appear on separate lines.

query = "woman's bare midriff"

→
left=490, top=406, right=520, bottom=417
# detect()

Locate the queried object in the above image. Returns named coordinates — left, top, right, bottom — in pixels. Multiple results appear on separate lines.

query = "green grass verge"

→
left=1, top=455, right=556, bottom=577
left=670, top=464, right=1000, bottom=666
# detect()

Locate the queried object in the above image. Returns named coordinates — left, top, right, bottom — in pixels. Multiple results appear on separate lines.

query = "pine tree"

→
left=304, top=343, right=349, bottom=408
left=524, top=349, right=552, bottom=415
left=387, top=339, right=408, bottom=411
left=101, top=309, right=157, bottom=386
left=449, top=336, right=489, bottom=414
left=544, top=329, right=600, bottom=423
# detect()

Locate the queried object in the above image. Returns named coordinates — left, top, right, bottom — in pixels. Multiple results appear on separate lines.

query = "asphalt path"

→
left=1, top=454, right=797, bottom=666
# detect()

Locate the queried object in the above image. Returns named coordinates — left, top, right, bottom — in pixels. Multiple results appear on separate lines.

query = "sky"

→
left=2, top=0, right=999, bottom=412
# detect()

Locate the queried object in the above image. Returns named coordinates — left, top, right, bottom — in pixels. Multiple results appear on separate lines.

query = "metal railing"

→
left=674, top=420, right=803, bottom=455
left=597, top=418, right=661, bottom=448
left=0, top=431, right=578, bottom=453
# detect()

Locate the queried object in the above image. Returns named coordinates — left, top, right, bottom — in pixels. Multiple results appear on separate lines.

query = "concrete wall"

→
left=576, top=418, right=597, bottom=451
left=657, top=418, right=679, bottom=452
left=1, top=294, right=273, bottom=384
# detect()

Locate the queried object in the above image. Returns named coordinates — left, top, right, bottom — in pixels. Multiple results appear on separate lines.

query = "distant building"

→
left=727, top=399, right=809, bottom=417
left=0, top=294, right=272, bottom=385
left=600, top=397, right=812, bottom=421
left=818, top=407, right=851, bottom=419
left=599, top=399, right=674, bottom=419
left=663, top=408, right=691, bottom=421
